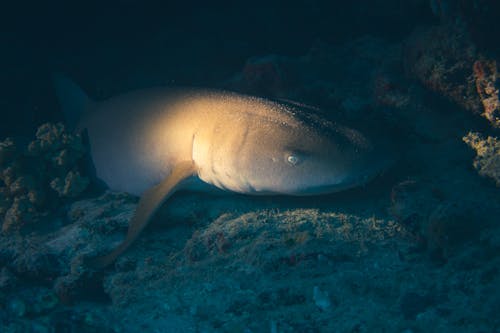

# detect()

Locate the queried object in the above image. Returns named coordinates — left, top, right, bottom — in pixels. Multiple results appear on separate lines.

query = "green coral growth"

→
left=0, top=123, right=90, bottom=233
left=463, top=132, right=500, bottom=186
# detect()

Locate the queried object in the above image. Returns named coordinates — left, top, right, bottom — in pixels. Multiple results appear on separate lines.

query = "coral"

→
left=0, top=138, right=16, bottom=168
left=0, top=123, right=89, bottom=233
left=463, top=132, right=500, bottom=185
left=473, top=60, right=500, bottom=127
left=404, top=24, right=481, bottom=114
left=404, top=22, right=500, bottom=127
left=28, top=123, right=86, bottom=166
left=227, top=36, right=403, bottom=123
left=50, top=171, right=89, bottom=198
left=2, top=196, right=36, bottom=233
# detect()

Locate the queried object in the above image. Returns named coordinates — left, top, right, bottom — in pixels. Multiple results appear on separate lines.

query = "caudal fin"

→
left=52, top=73, right=92, bottom=130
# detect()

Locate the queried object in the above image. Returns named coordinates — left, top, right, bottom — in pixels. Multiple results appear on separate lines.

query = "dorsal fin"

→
left=52, top=73, right=92, bottom=130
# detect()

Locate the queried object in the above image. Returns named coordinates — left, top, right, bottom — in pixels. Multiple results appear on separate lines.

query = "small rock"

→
left=32, top=290, right=59, bottom=314
left=0, top=267, right=17, bottom=290
left=9, top=298, right=26, bottom=317
left=30, top=321, right=50, bottom=333
left=400, top=292, right=434, bottom=320
left=270, top=320, right=278, bottom=333
left=313, top=286, right=331, bottom=311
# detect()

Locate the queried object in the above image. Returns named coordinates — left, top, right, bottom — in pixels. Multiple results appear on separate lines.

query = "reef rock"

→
left=463, top=132, right=500, bottom=186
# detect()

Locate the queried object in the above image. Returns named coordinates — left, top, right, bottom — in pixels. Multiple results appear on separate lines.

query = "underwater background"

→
left=1, top=0, right=500, bottom=332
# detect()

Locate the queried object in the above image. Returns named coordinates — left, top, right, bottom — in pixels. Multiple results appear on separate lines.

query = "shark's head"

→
left=238, top=116, right=386, bottom=195
left=195, top=99, right=389, bottom=195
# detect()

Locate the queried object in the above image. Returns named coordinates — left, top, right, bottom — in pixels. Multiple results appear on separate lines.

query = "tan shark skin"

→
left=54, top=78, right=387, bottom=268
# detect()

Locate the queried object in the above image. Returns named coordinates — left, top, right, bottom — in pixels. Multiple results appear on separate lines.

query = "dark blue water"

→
left=1, top=0, right=439, bottom=138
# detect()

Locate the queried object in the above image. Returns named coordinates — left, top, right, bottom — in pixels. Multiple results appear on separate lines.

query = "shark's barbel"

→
left=53, top=75, right=387, bottom=268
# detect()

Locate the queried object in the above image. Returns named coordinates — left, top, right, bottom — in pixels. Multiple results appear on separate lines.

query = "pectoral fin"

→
left=86, top=160, right=197, bottom=269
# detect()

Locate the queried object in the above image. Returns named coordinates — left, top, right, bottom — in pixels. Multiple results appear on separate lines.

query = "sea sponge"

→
left=463, top=132, right=500, bottom=186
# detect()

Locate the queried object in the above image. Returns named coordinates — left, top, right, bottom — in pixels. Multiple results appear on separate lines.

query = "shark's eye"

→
left=287, top=154, right=300, bottom=165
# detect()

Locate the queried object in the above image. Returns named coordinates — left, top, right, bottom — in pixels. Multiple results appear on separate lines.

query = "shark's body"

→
left=54, top=76, right=387, bottom=267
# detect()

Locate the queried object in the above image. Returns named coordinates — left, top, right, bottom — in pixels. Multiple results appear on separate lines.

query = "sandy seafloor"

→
left=2, top=1, right=500, bottom=332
